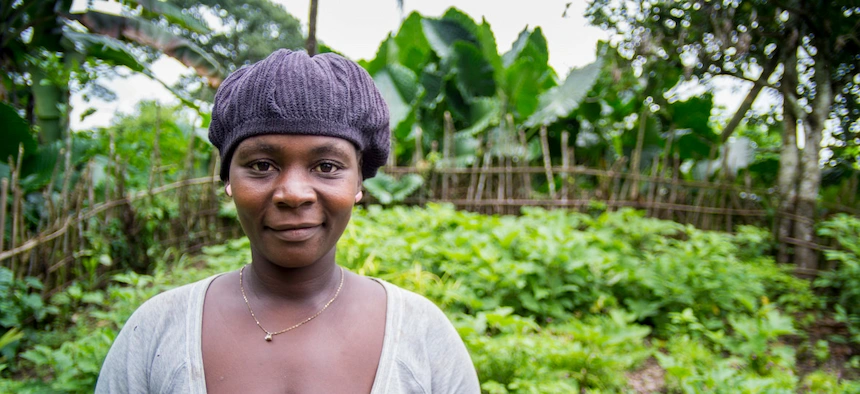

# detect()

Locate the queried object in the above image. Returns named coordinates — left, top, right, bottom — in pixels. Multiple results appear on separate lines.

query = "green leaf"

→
left=76, top=11, right=224, bottom=84
left=363, top=172, right=424, bottom=204
left=0, top=328, right=24, bottom=351
left=459, top=97, right=501, bottom=137
left=421, top=17, right=477, bottom=59
left=502, top=28, right=531, bottom=68
left=386, top=63, right=420, bottom=104
left=63, top=31, right=145, bottom=73
left=450, top=41, right=496, bottom=99
left=394, top=12, right=431, bottom=73
left=670, top=95, right=714, bottom=140
left=373, top=68, right=412, bottom=133
left=134, top=0, right=211, bottom=34
left=504, top=56, right=544, bottom=119
left=476, top=19, right=503, bottom=85
left=419, top=64, right=444, bottom=107
left=525, top=57, right=602, bottom=128
left=0, top=103, right=37, bottom=162
left=79, top=107, right=98, bottom=122
left=365, top=35, right=397, bottom=77
left=391, top=174, right=424, bottom=201
left=441, top=8, right=480, bottom=39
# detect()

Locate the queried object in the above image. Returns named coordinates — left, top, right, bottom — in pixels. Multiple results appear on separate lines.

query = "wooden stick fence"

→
left=0, top=134, right=240, bottom=295
left=4, top=115, right=858, bottom=294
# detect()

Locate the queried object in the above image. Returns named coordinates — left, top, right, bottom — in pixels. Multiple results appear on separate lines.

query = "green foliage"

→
left=815, top=214, right=860, bottom=344
left=523, top=58, right=603, bottom=127
left=362, top=172, right=424, bottom=204
left=359, top=8, right=604, bottom=169
left=3, top=206, right=856, bottom=392
left=657, top=333, right=798, bottom=394
left=0, top=267, right=57, bottom=365
left=466, top=310, right=650, bottom=392
left=801, top=371, right=860, bottom=394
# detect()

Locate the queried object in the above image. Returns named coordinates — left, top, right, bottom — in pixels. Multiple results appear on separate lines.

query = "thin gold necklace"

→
left=239, top=265, right=345, bottom=342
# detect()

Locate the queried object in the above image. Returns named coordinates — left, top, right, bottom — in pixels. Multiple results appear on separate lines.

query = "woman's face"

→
left=227, top=134, right=363, bottom=268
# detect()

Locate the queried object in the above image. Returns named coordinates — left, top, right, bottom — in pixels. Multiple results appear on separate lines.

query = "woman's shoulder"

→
left=121, top=274, right=220, bottom=335
left=369, top=279, right=481, bottom=393
left=374, top=280, right=447, bottom=320
left=371, top=279, right=460, bottom=339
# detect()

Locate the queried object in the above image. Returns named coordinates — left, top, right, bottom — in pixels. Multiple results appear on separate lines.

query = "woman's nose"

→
left=271, top=170, right=316, bottom=207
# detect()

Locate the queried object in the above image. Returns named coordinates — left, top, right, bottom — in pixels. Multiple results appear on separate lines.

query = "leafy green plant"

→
left=466, top=310, right=650, bottom=393
left=4, top=205, right=856, bottom=392
left=0, top=268, right=58, bottom=364
left=722, top=306, right=797, bottom=375
left=815, top=214, right=860, bottom=344
left=801, top=371, right=860, bottom=393
left=362, top=172, right=424, bottom=204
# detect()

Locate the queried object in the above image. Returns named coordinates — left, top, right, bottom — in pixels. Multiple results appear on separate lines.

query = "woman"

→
left=96, top=49, right=480, bottom=393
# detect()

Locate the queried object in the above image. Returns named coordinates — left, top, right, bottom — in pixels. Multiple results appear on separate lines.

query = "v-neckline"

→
left=190, top=273, right=395, bottom=394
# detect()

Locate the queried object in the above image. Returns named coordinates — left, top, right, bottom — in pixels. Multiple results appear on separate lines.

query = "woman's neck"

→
left=245, top=247, right=341, bottom=303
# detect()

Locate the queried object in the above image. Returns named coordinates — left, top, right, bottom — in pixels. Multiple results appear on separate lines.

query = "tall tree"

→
left=587, top=0, right=860, bottom=270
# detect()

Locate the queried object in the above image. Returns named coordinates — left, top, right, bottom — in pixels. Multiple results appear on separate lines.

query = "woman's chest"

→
left=200, top=287, right=387, bottom=393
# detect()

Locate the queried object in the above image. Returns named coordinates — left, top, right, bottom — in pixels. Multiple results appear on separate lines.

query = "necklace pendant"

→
left=265, top=333, right=273, bottom=342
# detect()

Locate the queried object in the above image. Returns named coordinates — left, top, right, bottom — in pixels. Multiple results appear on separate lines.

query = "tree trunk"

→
left=776, top=105, right=799, bottom=264
left=306, top=0, right=319, bottom=56
left=793, top=55, right=832, bottom=273
left=776, top=49, right=801, bottom=264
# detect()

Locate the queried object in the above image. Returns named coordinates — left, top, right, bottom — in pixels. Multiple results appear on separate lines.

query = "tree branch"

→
left=719, top=54, right=781, bottom=142
left=715, top=71, right=779, bottom=90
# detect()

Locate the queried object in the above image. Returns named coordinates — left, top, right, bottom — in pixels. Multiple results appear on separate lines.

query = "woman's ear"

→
left=225, top=183, right=232, bottom=197
left=354, top=189, right=363, bottom=204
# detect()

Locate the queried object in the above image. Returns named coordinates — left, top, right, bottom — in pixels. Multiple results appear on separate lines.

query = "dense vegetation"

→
left=2, top=205, right=859, bottom=393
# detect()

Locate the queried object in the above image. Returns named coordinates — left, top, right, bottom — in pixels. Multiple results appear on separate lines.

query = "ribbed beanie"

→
left=209, top=49, right=390, bottom=180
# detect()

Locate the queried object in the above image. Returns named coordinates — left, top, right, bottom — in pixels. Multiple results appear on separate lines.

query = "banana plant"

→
left=1, top=0, right=224, bottom=147
left=360, top=8, right=603, bottom=169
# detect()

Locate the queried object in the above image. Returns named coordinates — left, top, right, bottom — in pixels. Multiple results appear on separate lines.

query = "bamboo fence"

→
left=0, top=134, right=239, bottom=295
left=2, top=123, right=857, bottom=294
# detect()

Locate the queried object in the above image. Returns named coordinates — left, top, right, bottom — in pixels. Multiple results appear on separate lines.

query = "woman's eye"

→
left=251, top=162, right=272, bottom=172
left=315, top=163, right=338, bottom=173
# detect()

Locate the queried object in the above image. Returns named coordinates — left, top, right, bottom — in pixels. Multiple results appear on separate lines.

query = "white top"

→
left=95, top=274, right=480, bottom=393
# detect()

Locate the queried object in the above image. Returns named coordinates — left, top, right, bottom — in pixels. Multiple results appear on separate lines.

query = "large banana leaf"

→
left=476, top=19, right=503, bottom=85
left=373, top=66, right=415, bottom=139
left=62, top=30, right=145, bottom=72
left=133, top=0, right=210, bottom=34
left=524, top=58, right=602, bottom=128
left=362, top=36, right=397, bottom=77
left=421, top=17, right=477, bottom=59
left=504, top=56, right=544, bottom=120
left=393, top=13, right=431, bottom=73
left=62, top=30, right=199, bottom=109
left=75, top=11, right=224, bottom=86
left=450, top=41, right=495, bottom=99
left=459, top=97, right=501, bottom=137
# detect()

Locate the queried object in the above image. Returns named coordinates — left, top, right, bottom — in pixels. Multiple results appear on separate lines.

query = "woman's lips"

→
left=266, top=225, right=321, bottom=242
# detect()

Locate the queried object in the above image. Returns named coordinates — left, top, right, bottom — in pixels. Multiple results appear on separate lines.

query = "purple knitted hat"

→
left=209, top=49, right=390, bottom=180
